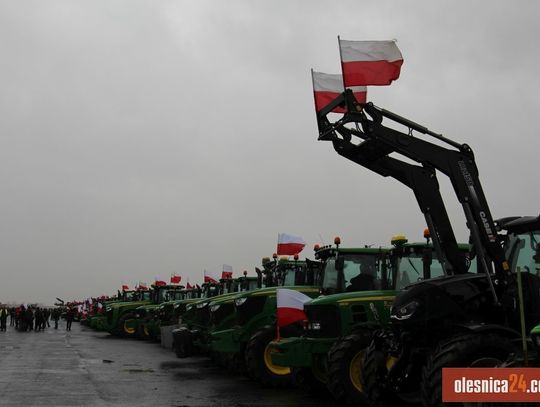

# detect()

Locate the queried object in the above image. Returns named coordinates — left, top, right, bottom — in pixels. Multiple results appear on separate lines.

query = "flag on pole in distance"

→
left=121, top=284, right=129, bottom=291
left=138, top=282, right=148, bottom=290
left=276, top=288, right=311, bottom=329
left=154, top=279, right=167, bottom=287
left=312, top=71, right=366, bottom=113
left=170, top=273, right=181, bottom=284
left=277, top=233, right=306, bottom=256
left=339, top=38, right=403, bottom=86
left=186, top=281, right=194, bottom=289
left=222, top=264, right=233, bottom=279
left=204, top=270, right=219, bottom=284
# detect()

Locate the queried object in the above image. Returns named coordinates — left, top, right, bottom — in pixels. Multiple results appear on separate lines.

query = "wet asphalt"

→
left=0, top=321, right=337, bottom=407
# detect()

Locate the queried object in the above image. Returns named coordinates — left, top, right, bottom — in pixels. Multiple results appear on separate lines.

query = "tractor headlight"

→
left=210, top=304, right=221, bottom=313
left=174, top=304, right=180, bottom=309
left=392, top=301, right=419, bottom=321
left=186, top=304, right=194, bottom=311
left=105, top=306, right=112, bottom=312
left=196, top=302, right=208, bottom=309
left=235, top=297, right=248, bottom=307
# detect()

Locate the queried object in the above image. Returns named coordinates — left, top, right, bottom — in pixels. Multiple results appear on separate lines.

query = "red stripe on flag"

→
left=342, top=60, right=403, bottom=86
left=277, top=243, right=305, bottom=256
left=314, top=90, right=367, bottom=112
left=277, top=307, right=307, bottom=328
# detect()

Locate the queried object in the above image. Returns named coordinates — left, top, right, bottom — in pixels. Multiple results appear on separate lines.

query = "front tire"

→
left=245, top=326, right=292, bottom=387
left=421, top=333, right=514, bottom=407
left=118, top=313, right=137, bottom=338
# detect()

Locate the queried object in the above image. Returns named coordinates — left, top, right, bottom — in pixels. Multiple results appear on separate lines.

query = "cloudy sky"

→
left=1, top=0, right=539, bottom=305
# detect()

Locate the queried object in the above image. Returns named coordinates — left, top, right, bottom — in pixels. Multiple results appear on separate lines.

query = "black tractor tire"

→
left=362, top=339, right=401, bottom=407
left=117, top=313, right=137, bottom=338
left=292, top=367, right=328, bottom=395
left=421, top=333, right=514, bottom=407
left=245, top=326, right=292, bottom=387
left=174, top=328, right=194, bottom=358
left=327, top=332, right=372, bottom=406
left=137, top=323, right=151, bottom=340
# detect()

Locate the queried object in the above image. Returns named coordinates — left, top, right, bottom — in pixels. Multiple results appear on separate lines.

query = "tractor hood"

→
left=306, top=289, right=395, bottom=306
left=390, top=273, right=503, bottom=331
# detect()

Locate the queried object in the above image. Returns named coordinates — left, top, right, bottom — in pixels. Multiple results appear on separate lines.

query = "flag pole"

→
left=337, top=35, right=345, bottom=90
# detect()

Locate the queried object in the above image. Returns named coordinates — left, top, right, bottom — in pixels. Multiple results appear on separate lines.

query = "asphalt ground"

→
left=0, top=321, right=337, bottom=407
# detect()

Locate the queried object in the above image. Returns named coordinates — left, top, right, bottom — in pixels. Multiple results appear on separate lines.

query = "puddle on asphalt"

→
left=122, top=368, right=155, bottom=373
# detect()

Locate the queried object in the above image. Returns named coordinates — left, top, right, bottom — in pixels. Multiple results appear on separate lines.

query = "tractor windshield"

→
left=322, top=253, right=391, bottom=294
left=507, top=231, right=540, bottom=276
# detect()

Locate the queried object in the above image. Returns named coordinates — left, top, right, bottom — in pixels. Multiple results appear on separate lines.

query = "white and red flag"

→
left=137, top=282, right=148, bottom=290
left=339, top=38, right=403, bottom=86
left=186, top=281, right=194, bottom=289
left=277, top=233, right=306, bottom=256
left=121, top=284, right=129, bottom=291
left=170, top=273, right=181, bottom=284
left=312, top=71, right=367, bottom=113
left=222, top=264, right=233, bottom=279
left=276, top=288, right=311, bottom=330
left=154, top=278, right=167, bottom=287
left=204, top=270, right=219, bottom=284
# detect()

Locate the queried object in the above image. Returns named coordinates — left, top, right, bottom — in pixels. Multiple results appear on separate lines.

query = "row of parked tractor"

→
left=82, top=233, right=457, bottom=405
left=84, top=89, right=540, bottom=406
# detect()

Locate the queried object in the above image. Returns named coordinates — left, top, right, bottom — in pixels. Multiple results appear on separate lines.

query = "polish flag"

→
left=138, top=282, right=148, bottom=290
left=170, top=274, right=182, bottom=284
left=186, top=281, right=194, bottom=289
left=154, top=279, right=167, bottom=287
left=276, top=288, right=311, bottom=328
left=121, top=284, right=129, bottom=291
left=312, top=71, right=367, bottom=113
left=204, top=270, right=219, bottom=284
left=277, top=233, right=306, bottom=256
left=339, top=38, right=403, bottom=86
left=222, top=264, right=233, bottom=279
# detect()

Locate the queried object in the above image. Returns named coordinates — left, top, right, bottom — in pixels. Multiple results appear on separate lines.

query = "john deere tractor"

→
left=210, top=255, right=323, bottom=387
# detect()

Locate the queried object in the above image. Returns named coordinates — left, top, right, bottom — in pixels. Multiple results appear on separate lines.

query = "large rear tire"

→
left=327, top=332, right=371, bottom=406
left=118, top=313, right=136, bottom=338
left=421, top=333, right=514, bottom=407
left=245, top=326, right=292, bottom=387
left=362, top=339, right=401, bottom=407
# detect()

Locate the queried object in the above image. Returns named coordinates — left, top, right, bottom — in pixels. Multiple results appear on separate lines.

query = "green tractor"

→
left=128, top=284, right=187, bottom=341
left=90, top=290, right=146, bottom=331
left=269, top=235, right=474, bottom=405
left=172, top=274, right=260, bottom=358
left=210, top=255, right=323, bottom=387
left=98, top=289, right=152, bottom=337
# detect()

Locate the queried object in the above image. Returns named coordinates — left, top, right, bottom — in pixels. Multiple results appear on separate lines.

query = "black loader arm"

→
left=329, top=125, right=467, bottom=275
left=317, top=90, right=510, bottom=301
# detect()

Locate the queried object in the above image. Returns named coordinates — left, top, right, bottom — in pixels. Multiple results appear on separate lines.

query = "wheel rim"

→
left=349, top=350, right=365, bottom=393
left=144, top=325, right=150, bottom=336
left=123, top=322, right=135, bottom=335
left=264, top=344, right=291, bottom=376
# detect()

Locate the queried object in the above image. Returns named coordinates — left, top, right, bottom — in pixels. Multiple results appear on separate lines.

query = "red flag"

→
left=277, top=233, right=306, bottom=256
left=339, top=38, right=403, bottom=86
left=276, top=288, right=311, bottom=328
left=138, top=282, right=147, bottom=290
left=312, top=71, right=366, bottom=113
left=222, top=264, right=233, bottom=279
left=204, top=270, right=219, bottom=284
left=154, top=280, right=166, bottom=287
left=170, top=274, right=181, bottom=284
left=121, top=284, right=129, bottom=291
left=187, top=282, right=194, bottom=289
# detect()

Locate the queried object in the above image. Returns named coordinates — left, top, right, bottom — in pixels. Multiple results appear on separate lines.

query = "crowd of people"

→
left=0, top=305, right=74, bottom=332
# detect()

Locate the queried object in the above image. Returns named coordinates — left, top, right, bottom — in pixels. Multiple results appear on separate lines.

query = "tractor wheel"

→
left=174, top=328, right=194, bottom=358
left=137, top=323, right=151, bottom=340
left=245, top=326, right=292, bottom=387
left=292, top=366, right=328, bottom=395
left=327, top=332, right=372, bottom=406
left=118, top=313, right=136, bottom=338
left=421, top=333, right=514, bottom=407
left=361, top=339, right=400, bottom=407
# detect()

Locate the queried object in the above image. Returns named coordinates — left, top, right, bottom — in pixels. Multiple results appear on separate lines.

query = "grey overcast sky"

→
left=1, top=1, right=539, bottom=305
